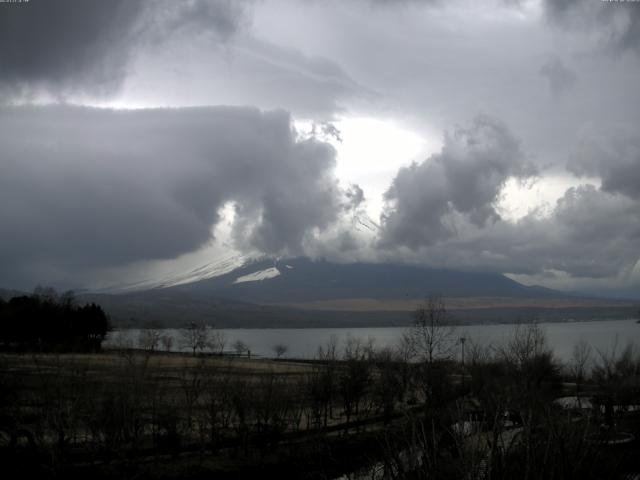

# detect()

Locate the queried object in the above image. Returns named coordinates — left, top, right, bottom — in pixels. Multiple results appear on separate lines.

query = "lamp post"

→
left=460, top=336, right=466, bottom=389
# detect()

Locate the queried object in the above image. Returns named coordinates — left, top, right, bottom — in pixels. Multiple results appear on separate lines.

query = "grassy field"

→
left=3, top=333, right=640, bottom=479
left=281, top=296, right=637, bottom=311
left=0, top=350, right=412, bottom=479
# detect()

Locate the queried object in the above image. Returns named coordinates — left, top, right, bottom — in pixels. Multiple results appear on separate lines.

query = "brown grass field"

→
left=277, top=296, right=635, bottom=312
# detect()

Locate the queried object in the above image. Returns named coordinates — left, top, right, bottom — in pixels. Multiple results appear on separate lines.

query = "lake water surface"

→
left=107, top=319, right=640, bottom=363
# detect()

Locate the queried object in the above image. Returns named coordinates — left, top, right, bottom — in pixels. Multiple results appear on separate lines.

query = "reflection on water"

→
left=106, top=319, right=640, bottom=362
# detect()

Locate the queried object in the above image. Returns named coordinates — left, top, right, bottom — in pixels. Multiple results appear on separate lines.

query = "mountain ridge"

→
left=168, top=256, right=565, bottom=303
left=2, top=258, right=636, bottom=328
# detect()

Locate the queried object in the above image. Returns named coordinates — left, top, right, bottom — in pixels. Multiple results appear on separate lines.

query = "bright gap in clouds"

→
left=85, top=100, right=149, bottom=110
left=298, top=116, right=437, bottom=219
left=497, top=175, right=603, bottom=222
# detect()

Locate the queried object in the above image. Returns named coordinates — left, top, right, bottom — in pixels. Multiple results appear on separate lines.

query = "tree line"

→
left=2, top=295, right=640, bottom=478
left=0, top=287, right=110, bottom=352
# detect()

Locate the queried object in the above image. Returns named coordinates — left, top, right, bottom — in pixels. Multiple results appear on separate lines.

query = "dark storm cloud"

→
left=545, top=186, right=640, bottom=277
left=0, top=0, right=142, bottom=98
left=568, top=130, right=640, bottom=200
left=539, top=58, right=577, bottom=98
left=0, top=0, right=249, bottom=100
left=376, top=115, right=640, bottom=280
left=0, top=104, right=342, bottom=287
left=376, top=184, right=640, bottom=280
left=379, top=116, right=535, bottom=248
left=543, top=0, right=640, bottom=53
left=474, top=185, right=640, bottom=279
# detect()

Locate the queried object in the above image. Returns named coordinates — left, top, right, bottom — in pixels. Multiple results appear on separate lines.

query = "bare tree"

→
left=111, top=330, right=134, bottom=350
left=499, top=322, right=549, bottom=367
left=371, top=347, right=402, bottom=424
left=317, top=334, right=339, bottom=361
left=32, top=285, right=59, bottom=303
left=409, top=295, right=455, bottom=363
left=272, top=343, right=288, bottom=359
left=394, top=332, right=414, bottom=403
left=592, top=340, right=639, bottom=424
left=232, top=339, right=248, bottom=356
left=138, top=329, right=161, bottom=352
left=209, top=330, right=227, bottom=354
left=307, top=336, right=340, bottom=428
left=497, top=323, right=559, bottom=402
left=160, top=334, right=173, bottom=352
left=179, top=322, right=210, bottom=356
left=339, top=337, right=373, bottom=427
left=569, top=340, right=592, bottom=397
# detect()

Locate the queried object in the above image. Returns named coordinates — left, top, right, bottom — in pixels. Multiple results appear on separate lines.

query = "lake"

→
left=106, top=319, right=640, bottom=363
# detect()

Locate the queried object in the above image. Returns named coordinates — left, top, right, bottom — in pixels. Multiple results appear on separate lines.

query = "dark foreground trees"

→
left=3, top=290, right=640, bottom=480
left=3, top=325, right=640, bottom=480
left=0, top=288, right=110, bottom=352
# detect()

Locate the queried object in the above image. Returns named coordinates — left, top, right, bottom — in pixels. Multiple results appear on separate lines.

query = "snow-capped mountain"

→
left=112, top=253, right=254, bottom=292
left=77, top=256, right=635, bottom=328
left=167, top=256, right=563, bottom=303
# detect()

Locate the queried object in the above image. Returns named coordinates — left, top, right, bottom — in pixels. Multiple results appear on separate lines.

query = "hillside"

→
left=3, top=259, right=635, bottom=328
left=88, top=258, right=634, bottom=327
left=168, top=257, right=562, bottom=303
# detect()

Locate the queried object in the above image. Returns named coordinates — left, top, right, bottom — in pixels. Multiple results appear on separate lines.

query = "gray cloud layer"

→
left=0, top=0, right=364, bottom=120
left=2, top=0, right=640, bottom=293
left=543, top=0, right=640, bottom=53
left=0, top=0, right=249, bottom=101
left=0, top=105, right=343, bottom=288
left=460, top=185, right=640, bottom=279
left=569, top=128, right=640, bottom=200
left=539, top=58, right=577, bottom=98
left=0, top=0, right=142, bottom=98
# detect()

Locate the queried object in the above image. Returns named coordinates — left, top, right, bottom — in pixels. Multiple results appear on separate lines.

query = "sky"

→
left=1, top=0, right=639, bottom=297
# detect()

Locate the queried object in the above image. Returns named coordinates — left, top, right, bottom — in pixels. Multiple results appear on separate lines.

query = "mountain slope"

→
left=5, top=259, right=634, bottom=328
left=169, top=257, right=562, bottom=304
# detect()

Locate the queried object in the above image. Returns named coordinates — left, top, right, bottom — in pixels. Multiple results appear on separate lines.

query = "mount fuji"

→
left=74, top=257, right=635, bottom=328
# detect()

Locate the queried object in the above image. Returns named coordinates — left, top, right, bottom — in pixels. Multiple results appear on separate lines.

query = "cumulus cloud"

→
left=2, top=0, right=640, bottom=294
left=485, top=185, right=640, bottom=279
left=375, top=115, right=640, bottom=281
left=379, top=116, right=536, bottom=248
left=375, top=185, right=640, bottom=281
left=0, top=104, right=343, bottom=287
left=568, top=128, right=640, bottom=200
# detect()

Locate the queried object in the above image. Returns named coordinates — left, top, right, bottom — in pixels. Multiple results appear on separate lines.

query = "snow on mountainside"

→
left=79, top=256, right=636, bottom=328
left=113, top=253, right=254, bottom=292
left=108, top=211, right=376, bottom=293
left=167, top=256, right=575, bottom=305
left=233, top=267, right=281, bottom=284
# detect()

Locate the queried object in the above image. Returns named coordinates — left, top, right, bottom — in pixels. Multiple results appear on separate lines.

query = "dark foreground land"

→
left=2, top=326, right=640, bottom=479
